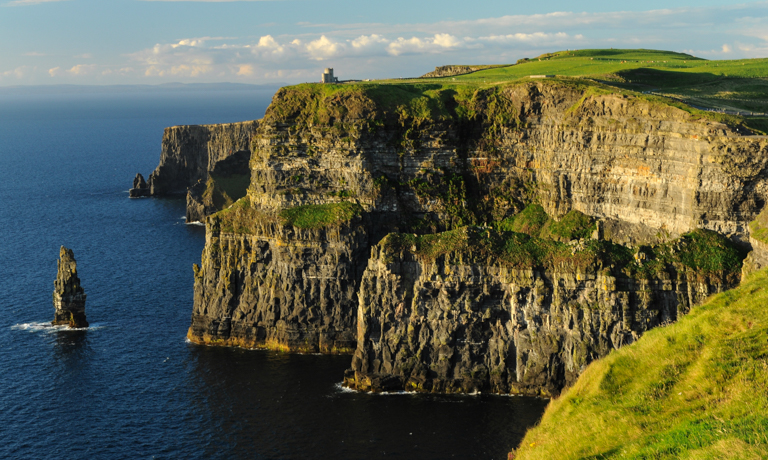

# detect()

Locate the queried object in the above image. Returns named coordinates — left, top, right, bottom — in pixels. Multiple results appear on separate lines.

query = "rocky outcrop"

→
left=420, top=65, right=508, bottom=78
left=129, top=173, right=150, bottom=197
left=186, top=80, right=768, bottom=394
left=52, top=246, right=88, bottom=328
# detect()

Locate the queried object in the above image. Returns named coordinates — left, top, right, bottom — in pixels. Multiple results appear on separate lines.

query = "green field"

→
left=512, top=266, right=768, bottom=459
left=274, top=49, right=768, bottom=135
left=365, top=49, right=767, bottom=116
left=430, top=49, right=768, bottom=114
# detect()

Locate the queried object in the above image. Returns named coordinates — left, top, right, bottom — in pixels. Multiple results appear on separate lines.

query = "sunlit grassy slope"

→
left=419, top=49, right=768, bottom=114
left=513, top=268, right=768, bottom=460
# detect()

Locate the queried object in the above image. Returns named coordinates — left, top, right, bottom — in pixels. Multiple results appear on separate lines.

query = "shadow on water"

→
left=184, top=345, right=548, bottom=460
left=53, top=329, right=89, bottom=354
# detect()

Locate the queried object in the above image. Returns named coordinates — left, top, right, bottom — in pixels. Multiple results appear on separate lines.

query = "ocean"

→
left=0, top=85, right=547, bottom=460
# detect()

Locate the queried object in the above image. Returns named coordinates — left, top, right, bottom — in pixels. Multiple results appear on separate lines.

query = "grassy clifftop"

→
left=264, top=48, right=768, bottom=134
left=513, top=267, right=768, bottom=459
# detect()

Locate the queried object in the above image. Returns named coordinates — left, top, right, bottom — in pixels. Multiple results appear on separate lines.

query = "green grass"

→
left=447, top=49, right=768, bottom=115
left=210, top=197, right=276, bottom=234
left=749, top=206, right=768, bottom=245
left=513, top=267, right=768, bottom=460
left=540, top=210, right=596, bottom=242
left=279, top=201, right=362, bottom=229
left=265, top=49, right=768, bottom=138
left=497, top=204, right=549, bottom=236
left=210, top=198, right=363, bottom=233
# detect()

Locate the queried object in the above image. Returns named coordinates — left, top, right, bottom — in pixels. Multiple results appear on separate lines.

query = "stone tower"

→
left=52, top=246, right=89, bottom=328
left=322, top=68, right=338, bottom=83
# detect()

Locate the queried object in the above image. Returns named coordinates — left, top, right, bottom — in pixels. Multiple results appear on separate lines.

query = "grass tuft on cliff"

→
left=279, top=202, right=363, bottom=229
left=513, top=267, right=768, bottom=460
left=749, top=206, right=768, bottom=246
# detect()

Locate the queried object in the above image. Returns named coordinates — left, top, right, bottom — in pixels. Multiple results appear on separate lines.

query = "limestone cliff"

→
left=343, top=227, right=740, bottom=396
left=52, top=246, right=88, bottom=328
left=187, top=201, right=367, bottom=352
left=187, top=80, right=768, bottom=393
left=134, top=120, right=258, bottom=221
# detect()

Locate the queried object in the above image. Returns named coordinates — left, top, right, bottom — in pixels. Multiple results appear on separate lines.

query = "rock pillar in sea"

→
left=129, top=173, right=150, bottom=197
left=52, top=246, right=89, bottom=328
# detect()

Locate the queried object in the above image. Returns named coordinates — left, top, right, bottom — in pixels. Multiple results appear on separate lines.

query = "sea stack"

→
left=129, top=173, right=150, bottom=197
left=52, top=246, right=88, bottom=328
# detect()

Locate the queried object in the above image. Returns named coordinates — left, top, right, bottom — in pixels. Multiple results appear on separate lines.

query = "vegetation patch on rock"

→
left=379, top=206, right=743, bottom=280
left=279, top=202, right=363, bottom=229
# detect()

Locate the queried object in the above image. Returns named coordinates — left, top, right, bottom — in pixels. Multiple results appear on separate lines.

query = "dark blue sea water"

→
left=0, top=86, right=547, bottom=460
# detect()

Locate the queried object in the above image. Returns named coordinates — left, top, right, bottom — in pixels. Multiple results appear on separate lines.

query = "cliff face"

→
left=187, top=80, right=767, bottom=394
left=246, top=83, right=768, bottom=243
left=139, top=120, right=258, bottom=221
left=187, top=204, right=367, bottom=352
left=343, top=229, right=737, bottom=396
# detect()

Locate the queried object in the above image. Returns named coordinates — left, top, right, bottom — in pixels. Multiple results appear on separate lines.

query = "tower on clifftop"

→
left=322, top=68, right=338, bottom=83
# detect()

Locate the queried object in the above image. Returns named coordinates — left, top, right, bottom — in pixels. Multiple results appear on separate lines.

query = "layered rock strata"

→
left=187, top=80, right=768, bottom=393
left=52, top=246, right=88, bottom=328
left=188, top=213, right=366, bottom=352
left=343, top=230, right=737, bottom=396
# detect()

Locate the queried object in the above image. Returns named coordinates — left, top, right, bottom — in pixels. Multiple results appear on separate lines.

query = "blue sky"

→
left=1, top=0, right=767, bottom=86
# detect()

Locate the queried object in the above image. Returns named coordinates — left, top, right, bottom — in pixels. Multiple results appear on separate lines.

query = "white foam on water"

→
left=11, top=322, right=106, bottom=333
left=332, top=382, right=358, bottom=394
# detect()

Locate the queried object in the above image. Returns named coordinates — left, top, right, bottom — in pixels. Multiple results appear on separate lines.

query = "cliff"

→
left=188, top=199, right=366, bottom=353
left=135, top=120, right=258, bottom=221
left=187, top=79, right=768, bottom=394
left=344, top=226, right=740, bottom=396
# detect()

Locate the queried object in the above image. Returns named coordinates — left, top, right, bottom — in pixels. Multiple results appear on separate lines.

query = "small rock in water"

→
left=129, top=173, right=150, bottom=197
left=52, top=246, right=89, bottom=328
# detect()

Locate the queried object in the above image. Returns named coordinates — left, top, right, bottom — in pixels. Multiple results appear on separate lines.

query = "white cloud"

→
left=236, top=64, right=254, bottom=76
left=48, top=64, right=98, bottom=76
left=2, top=66, right=31, bottom=78
left=306, top=35, right=342, bottom=60
left=20, top=2, right=768, bottom=84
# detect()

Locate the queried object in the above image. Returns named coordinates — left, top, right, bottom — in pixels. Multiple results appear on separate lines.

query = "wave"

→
left=331, top=382, right=419, bottom=396
left=11, top=322, right=106, bottom=333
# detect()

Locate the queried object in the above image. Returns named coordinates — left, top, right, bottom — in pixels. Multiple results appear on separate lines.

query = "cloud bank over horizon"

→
left=2, top=2, right=768, bottom=85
